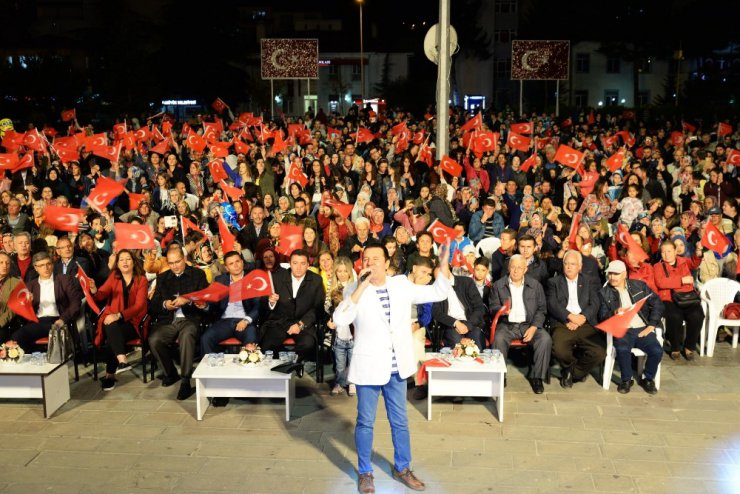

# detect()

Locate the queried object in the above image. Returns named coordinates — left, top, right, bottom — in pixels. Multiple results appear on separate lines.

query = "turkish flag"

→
left=276, top=224, right=304, bottom=256
left=133, top=127, right=151, bottom=142
left=42, top=126, right=58, bottom=138
left=186, top=130, right=206, bottom=152
left=561, top=117, right=573, bottom=128
left=568, top=213, right=582, bottom=250
left=521, top=153, right=537, bottom=173
left=352, top=127, right=375, bottom=144
left=112, top=122, right=127, bottom=138
left=182, top=282, right=230, bottom=303
left=616, top=131, right=635, bottom=148
left=8, top=281, right=38, bottom=323
left=726, top=150, right=740, bottom=166
left=0, top=153, right=19, bottom=169
left=412, top=130, right=425, bottom=145
left=395, top=130, right=411, bottom=154
left=418, top=143, right=434, bottom=167
left=2, top=130, right=24, bottom=152
left=603, top=135, right=619, bottom=149
left=86, top=177, right=125, bottom=212
left=91, top=142, right=122, bottom=163
left=121, top=131, right=136, bottom=151
left=460, top=113, right=482, bottom=132
left=219, top=182, right=244, bottom=201
left=718, top=122, right=733, bottom=137
left=669, top=131, right=684, bottom=147
left=43, top=205, right=83, bottom=232
left=11, top=153, right=34, bottom=172
left=702, top=222, right=730, bottom=256
left=682, top=121, right=697, bottom=133
left=323, top=198, right=353, bottom=218
left=472, top=131, right=498, bottom=157
left=181, top=216, right=204, bottom=236
left=605, top=148, right=625, bottom=172
left=554, top=145, right=585, bottom=169
left=162, top=120, right=173, bottom=137
left=587, top=111, right=596, bottom=125
left=150, top=125, right=165, bottom=143
left=150, top=139, right=170, bottom=155
left=229, top=269, right=274, bottom=302
left=272, top=129, right=288, bottom=154
left=390, top=121, right=408, bottom=136
left=128, top=193, right=146, bottom=210
left=53, top=135, right=77, bottom=150
left=202, top=122, right=220, bottom=143
left=439, top=155, right=462, bottom=177
left=212, top=98, right=228, bottom=114
left=114, top=223, right=157, bottom=250
left=451, top=248, right=474, bottom=274
left=208, top=160, right=229, bottom=183
left=232, top=137, right=249, bottom=154
left=510, top=122, right=533, bottom=135
left=84, top=133, right=108, bottom=150
left=326, top=127, right=341, bottom=140
left=61, top=109, right=76, bottom=122
left=296, top=128, right=312, bottom=145
left=616, top=223, right=649, bottom=262
left=596, top=296, right=649, bottom=338
left=217, top=215, right=236, bottom=253
left=209, top=142, right=230, bottom=158
left=76, top=266, right=102, bottom=315
left=507, top=132, right=531, bottom=152
left=245, top=116, right=262, bottom=128
left=288, top=163, right=308, bottom=186
left=427, top=219, right=457, bottom=244
left=22, top=129, right=44, bottom=152
left=55, top=147, right=80, bottom=164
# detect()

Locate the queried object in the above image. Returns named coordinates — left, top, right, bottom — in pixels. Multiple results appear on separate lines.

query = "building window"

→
left=606, top=56, right=621, bottom=74
left=575, top=54, right=590, bottom=74
left=574, top=90, right=589, bottom=108
left=637, top=90, right=651, bottom=106
left=494, top=0, right=517, bottom=13
left=351, top=64, right=361, bottom=81
left=604, top=90, right=619, bottom=106
left=494, top=29, right=517, bottom=43
left=637, top=57, right=652, bottom=74
left=494, top=58, right=511, bottom=79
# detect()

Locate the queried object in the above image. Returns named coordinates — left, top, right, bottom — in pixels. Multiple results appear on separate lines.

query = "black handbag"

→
left=661, top=263, right=700, bottom=308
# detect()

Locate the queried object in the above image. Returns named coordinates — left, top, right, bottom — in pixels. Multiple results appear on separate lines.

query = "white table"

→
left=192, top=357, right=295, bottom=421
left=0, top=358, right=71, bottom=418
left=425, top=354, right=507, bottom=422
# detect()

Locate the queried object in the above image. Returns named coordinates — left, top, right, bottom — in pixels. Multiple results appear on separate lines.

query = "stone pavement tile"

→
left=553, top=402, right=601, bottom=416
left=665, top=461, right=738, bottom=480
left=299, top=478, right=398, bottom=494
left=507, top=413, right=585, bottom=428
left=15, top=407, right=80, bottom=423
left=488, top=468, right=560, bottom=488
left=554, top=472, right=597, bottom=491
left=633, top=476, right=721, bottom=494
left=674, top=409, right=740, bottom=423
left=510, top=454, right=584, bottom=472
left=0, top=449, right=39, bottom=466
left=536, top=440, right=603, bottom=457
left=96, top=437, right=201, bottom=456
left=1, top=421, right=50, bottom=435
left=510, top=398, right=555, bottom=414
left=663, top=446, right=736, bottom=463
left=451, top=450, right=513, bottom=468
left=590, top=473, right=637, bottom=492
left=545, top=391, right=622, bottom=405
left=571, top=457, right=616, bottom=474
left=582, top=416, right=638, bottom=431
left=485, top=437, right=537, bottom=454
left=601, top=430, right=666, bottom=446
left=502, top=425, right=603, bottom=442
left=52, top=409, right=132, bottom=425
left=40, top=436, right=102, bottom=452
left=68, top=398, right=164, bottom=413
left=44, top=422, right=165, bottom=440
left=599, top=405, right=679, bottom=420
left=601, top=443, right=667, bottom=461
left=131, top=454, right=208, bottom=472
left=124, top=411, right=190, bottom=426
left=155, top=399, right=197, bottom=415
left=0, top=436, right=44, bottom=450
left=660, top=432, right=735, bottom=448
left=411, top=420, right=502, bottom=438
left=0, top=406, right=34, bottom=421
left=631, top=418, right=730, bottom=434
left=29, top=450, right=139, bottom=470
left=611, top=459, right=672, bottom=476
left=2, top=484, right=82, bottom=494
left=408, top=432, right=486, bottom=452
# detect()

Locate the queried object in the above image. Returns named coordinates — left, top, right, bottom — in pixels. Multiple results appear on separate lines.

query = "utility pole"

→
left=436, top=0, right=451, bottom=157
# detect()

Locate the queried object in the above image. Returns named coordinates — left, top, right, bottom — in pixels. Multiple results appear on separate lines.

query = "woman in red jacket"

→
left=90, top=250, right=149, bottom=391
left=653, top=240, right=705, bottom=361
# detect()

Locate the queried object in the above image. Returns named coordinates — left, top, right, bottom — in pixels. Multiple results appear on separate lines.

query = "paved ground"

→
left=2, top=339, right=740, bottom=494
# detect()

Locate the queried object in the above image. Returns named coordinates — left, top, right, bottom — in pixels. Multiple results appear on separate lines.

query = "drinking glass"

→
left=278, top=352, right=288, bottom=361
left=207, top=354, right=217, bottom=367
left=287, top=351, right=297, bottom=363
left=264, top=350, right=274, bottom=361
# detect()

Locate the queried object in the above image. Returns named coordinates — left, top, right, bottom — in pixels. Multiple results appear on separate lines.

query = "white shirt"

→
left=291, top=274, right=305, bottom=298
left=37, top=276, right=60, bottom=319
left=446, top=278, right=467, bottom=321
left=617, top=286, right=646, bottom=328
left=566, top=277, right=582, bottom=315
left=223, top=275, right=250, bottom=321
left=508, top=278, right=527, bottom=323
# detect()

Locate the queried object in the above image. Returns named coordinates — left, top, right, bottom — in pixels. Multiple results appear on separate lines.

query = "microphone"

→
left=359, top=271, right=371, bottom=283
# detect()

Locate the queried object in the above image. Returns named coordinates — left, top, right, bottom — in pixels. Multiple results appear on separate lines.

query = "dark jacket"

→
left=261, top=268, right=324, bottom=339
left=598, top=279, right=664, bottom=328
left=211, top=272, right=261, bottom=323
left=27, top=274, right=82, bottom=325
left=236, top=223, right=269, bottom=254
left=489, top=276, right=547, bottom=329
left=546, top=274, right=600, bottom=326
left=9, top=255, right=39, bottom=284
left=503, top=256, right=549, bottom=287
left=490, top=248, right=511, bottom=282
left=427, top=196, right=455, bottom=228
left=54, top=256, right=92, bottom=278
left=432, top=276, right=486, bottom=330
left=149, top=265, right=208, bottom=324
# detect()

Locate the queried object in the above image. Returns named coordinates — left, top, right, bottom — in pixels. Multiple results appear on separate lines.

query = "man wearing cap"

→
left=598, top=260, right=664, bottom=394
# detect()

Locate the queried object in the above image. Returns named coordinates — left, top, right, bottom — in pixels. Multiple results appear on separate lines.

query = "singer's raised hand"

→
left=437, top=239, right=452, bottom=279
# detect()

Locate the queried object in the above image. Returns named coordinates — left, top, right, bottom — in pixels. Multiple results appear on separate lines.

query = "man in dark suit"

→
left=10, top=252, right=82, bottom=351
left=489, top=254, right=552, bottom=394
left=432, top=275, right=486, bottom=350
left=260, top=249, right=325, bottom=363
left=547, top=251, right=606, bottom=388
left=9, top=232, right=38, bottom=284
left=201, top=251, right=261, bottom=354
left=236, top=204, right=269, bottom=253
left=490, top=229, right=516, bottom=282
left=53, top=236, right=92, bottom=278
left=148, top=244, right=209, bottom=400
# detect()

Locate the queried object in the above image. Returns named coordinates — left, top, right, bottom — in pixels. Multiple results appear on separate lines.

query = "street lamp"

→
left=357, top=0, right=364, bottom=104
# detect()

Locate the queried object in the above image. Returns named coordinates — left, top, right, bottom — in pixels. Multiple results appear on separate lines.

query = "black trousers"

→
left=148, top=318, right=200, bottom=380
left=663, top=300, right=704, bottom=352
left=102, top=321, right=138, bottom=375
left=260, top=321, right=316, bottom=360
left=551, top=323, right=606, bottom=380
left=11, top=317, right=58, bottom=352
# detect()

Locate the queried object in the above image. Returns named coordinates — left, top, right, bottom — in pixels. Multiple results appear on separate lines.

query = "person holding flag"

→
left=598, top=261, right=664, bottom=394
left=0, top=252, right=21, bottom=343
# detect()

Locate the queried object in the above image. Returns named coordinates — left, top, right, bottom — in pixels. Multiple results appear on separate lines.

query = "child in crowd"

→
left=618, top=184, right=644, bottom=226
left=326, top=256, right=356, bottom=396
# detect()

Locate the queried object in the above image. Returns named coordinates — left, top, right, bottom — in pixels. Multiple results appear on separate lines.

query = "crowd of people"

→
left=0, top=103, right=738, bottom=405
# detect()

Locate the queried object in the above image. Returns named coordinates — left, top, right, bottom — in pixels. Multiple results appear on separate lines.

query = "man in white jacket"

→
left=334, top=240, right=452, bottom=493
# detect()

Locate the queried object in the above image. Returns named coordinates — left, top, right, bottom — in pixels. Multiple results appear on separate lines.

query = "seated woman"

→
left=89, top=250, right=148, bottom=391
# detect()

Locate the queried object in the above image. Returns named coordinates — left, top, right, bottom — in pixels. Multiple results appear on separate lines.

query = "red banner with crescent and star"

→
left=261, top=39, right=319, bottom=79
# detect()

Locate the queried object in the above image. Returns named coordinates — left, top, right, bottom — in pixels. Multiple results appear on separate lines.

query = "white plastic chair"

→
left=602, top=325, right=663, bottom=391
left=700, top=278, right=740, bottom=357
left=475, top=237, right=501, bottom=259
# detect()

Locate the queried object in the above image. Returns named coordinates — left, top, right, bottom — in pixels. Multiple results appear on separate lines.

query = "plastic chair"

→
left=601, top=324, right=663, bottom=391
left=475, top=237, right=501, bottom=259
left=700, top=278, right=740, bottom=357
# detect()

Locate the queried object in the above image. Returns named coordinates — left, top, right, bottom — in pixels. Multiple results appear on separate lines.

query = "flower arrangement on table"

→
left=238, top=343, right=264, bottom=365
left=0, top=341, right=25, bottom=363
left=452, top=338, right=480, bottom=359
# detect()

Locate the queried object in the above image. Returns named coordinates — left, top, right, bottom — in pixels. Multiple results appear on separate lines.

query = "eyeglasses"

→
left=34, top=262, right=53, bottom=269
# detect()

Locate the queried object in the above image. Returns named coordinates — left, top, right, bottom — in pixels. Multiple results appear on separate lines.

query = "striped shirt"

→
left=376, top=286, right=398, bottom=373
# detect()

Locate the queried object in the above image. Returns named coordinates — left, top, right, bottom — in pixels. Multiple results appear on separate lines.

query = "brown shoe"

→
left=358, top=473, right=375, bottom=493
left=392, top=467, right=426, bottom=491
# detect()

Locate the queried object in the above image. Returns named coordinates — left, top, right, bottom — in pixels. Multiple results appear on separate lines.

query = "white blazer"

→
left=333, top=273, right=451, bottom=385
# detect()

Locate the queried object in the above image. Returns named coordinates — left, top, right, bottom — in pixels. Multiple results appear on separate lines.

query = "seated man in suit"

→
left=489, top=254, right=552, bottom=394
left=547, top=250, right=605, bottom=388
left=599, top=260, right=664, bottom=395
left=432, top=272, right=487, bottom=351
left=260, top=249, right=325, bottom=367
left=148, top=244, right=209, bottom=400
left=0, top=252, right=21, bottom=342
left=53, top=236, right=92, bottom=277
left=11, top=252, right=82, bottom=351
left=9, top=232, right=38, bottom=284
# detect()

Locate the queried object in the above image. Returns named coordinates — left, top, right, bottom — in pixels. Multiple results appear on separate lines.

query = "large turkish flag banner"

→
left=261, top=39, right=319, bottom=79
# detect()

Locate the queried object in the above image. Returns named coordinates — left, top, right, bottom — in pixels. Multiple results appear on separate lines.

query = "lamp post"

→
left=357, top=0, right=364, bottom=104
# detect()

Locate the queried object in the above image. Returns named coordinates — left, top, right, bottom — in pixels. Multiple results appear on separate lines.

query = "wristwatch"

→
left=297, top=321, right=305, bottom=331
